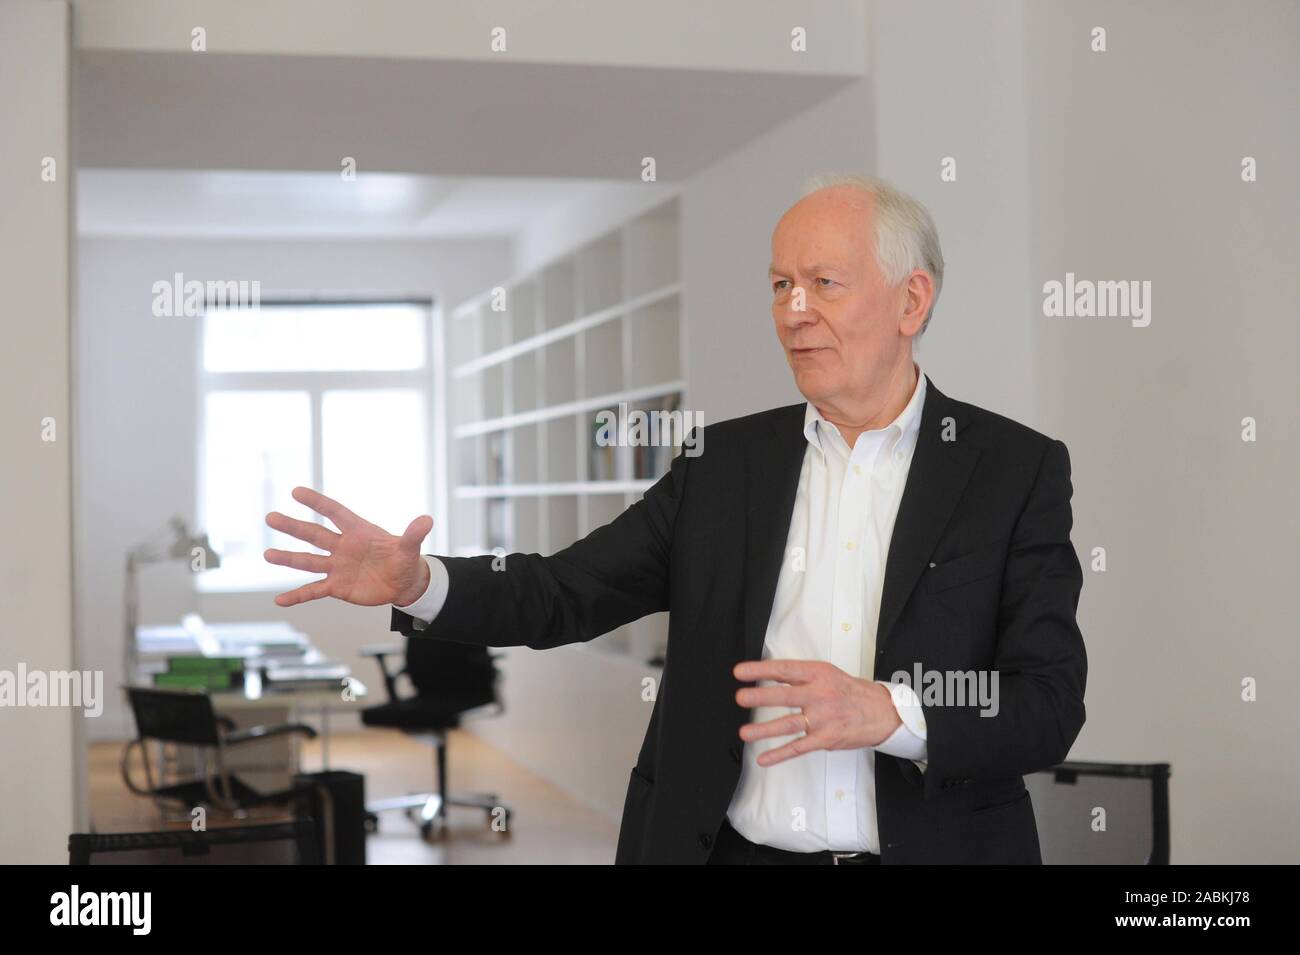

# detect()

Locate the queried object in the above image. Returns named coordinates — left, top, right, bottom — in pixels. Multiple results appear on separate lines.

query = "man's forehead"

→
left=771, top=216, right=869, bottom=272
left=768, top=258, right=853, bottom=275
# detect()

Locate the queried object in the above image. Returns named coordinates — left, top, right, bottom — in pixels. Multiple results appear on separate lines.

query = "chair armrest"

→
left=223, top=722, right=318, bottom=746
left=358, top=644, right=404, bottom=701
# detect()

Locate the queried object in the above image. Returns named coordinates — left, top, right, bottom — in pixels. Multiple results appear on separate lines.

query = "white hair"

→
left=799, top=173, right=945, bottom=336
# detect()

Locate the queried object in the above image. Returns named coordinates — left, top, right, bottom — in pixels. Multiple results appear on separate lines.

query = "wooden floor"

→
left=89, top=729, right=620, bottom=864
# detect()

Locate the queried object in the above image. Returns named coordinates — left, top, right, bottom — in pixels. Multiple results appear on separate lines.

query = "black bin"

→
left=293, top=770, right=367, bottom=865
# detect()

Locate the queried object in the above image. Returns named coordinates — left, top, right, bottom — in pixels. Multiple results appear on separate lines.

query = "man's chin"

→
left=791, top=369, right=835, bottom=403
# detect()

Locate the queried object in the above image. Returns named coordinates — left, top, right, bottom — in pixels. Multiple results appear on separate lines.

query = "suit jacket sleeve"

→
left=390, top=444, right=690, bottom=649
left=915, top=437, right=1087, bottom=799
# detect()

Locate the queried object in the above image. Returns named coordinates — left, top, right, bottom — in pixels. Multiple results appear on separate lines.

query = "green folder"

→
left=154, top=671, right=235, bottom=691
left=166, top=655, right=244, bottom=673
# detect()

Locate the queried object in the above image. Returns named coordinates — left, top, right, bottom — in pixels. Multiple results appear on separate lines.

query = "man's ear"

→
left=899, top=270, right=933, bottom=337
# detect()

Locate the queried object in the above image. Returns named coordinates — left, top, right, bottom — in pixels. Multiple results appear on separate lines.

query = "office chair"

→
left=360, top=636, right=513, bottom=840
left=121, top=685, right=318, bottom=817
left=1027, top=760, right=1172, bottom=864
left=69, top=820, right=322, bottom=865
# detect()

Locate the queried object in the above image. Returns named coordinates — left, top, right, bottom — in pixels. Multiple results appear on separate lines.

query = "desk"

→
left=134, top=622, right=368, bottom=776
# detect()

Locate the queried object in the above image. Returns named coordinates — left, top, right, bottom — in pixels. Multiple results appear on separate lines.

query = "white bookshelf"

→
left=446, top=197, right=682, bottom=664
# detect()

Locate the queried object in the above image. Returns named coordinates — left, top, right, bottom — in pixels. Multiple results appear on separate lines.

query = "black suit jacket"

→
left=392, top=375, right=1087, bottom=864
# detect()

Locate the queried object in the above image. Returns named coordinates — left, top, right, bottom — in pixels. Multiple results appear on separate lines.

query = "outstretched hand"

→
left=264, top=486, right=432, bottom=608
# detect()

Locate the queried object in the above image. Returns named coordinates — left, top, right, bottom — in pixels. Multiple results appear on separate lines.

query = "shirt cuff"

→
left=873, top=679, right=928, bottom=766
left=392, top=555, right=449, bottom=628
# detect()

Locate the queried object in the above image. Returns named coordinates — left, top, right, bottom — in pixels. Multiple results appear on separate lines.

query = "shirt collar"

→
left=803, top=362, right=928, bottom=462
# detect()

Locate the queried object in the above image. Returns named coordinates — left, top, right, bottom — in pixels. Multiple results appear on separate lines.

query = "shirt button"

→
left=845, top=540, right=855, bottom=550
left=841, top=622, right=852, bottom=632
left=835, top=789, right=846, bottom=801
left=853, top=465, right=862, bottom=476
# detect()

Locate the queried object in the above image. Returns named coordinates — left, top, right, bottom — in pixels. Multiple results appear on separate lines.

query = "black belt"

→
left=714, top=817, right=881, bottom=865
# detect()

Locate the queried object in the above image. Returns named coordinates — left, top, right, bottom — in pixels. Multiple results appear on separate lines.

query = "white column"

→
left=0, top=0, right=78, bottom=861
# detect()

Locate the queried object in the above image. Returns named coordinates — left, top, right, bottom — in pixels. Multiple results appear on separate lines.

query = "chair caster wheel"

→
left=420, top=821, right=447, bottom=842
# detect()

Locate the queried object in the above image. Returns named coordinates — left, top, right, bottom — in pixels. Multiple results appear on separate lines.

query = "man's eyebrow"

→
left=768, top=262, right=846, bottom=276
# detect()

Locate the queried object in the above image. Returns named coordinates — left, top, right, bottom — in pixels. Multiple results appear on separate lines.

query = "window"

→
left=198, top=302, right=432, bottom=592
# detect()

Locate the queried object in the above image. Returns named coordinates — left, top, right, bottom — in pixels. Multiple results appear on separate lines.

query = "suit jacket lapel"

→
left=741, top=404, right=807, bottom=664
left=874, top=376, right=981, bottom=661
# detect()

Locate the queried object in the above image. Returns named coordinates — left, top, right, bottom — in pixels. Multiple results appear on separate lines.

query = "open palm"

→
left=264, top=486, right=432, bottom=608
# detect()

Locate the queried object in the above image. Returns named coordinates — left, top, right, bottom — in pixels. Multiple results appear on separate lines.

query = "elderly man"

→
left=265, top=175, right=1087, bottom=864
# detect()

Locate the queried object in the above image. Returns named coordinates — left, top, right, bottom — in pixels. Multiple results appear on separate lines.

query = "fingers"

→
left=266, top=511, right=341, bottom=550
left=263, top=549, right=330, bottom=574
left=736, top=684, right=810, bottom=709
left=274, top=578, right=333, bottom=608
left=755, top=734, right=819, bottom=767
left=401, top=514, right=434, bottom=548
left=734, top=658, right=818, bottom=685
left=739, top=711, right=809, bottom=743
left=292, top=486, right=362, bottom=531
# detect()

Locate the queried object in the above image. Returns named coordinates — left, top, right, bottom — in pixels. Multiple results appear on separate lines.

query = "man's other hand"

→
left=733, top=659, right=903, bottom=766
left=263, top=486, right=432, bottom=608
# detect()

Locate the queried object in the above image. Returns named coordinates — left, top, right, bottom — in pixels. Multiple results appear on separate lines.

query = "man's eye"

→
left=773, top=280, right=790, bottom=292
left=816, top=277, right=836, bottom=287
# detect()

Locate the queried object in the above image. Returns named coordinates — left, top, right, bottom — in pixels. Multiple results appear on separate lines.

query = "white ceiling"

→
left=77, top=169, right=615, bottom=238
left=74, top=48, right=856, bottom=238
left=76, top=51, right=853, bottom=177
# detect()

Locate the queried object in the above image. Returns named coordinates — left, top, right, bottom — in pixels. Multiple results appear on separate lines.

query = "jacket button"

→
left=698, top=832, right=713, bottom=850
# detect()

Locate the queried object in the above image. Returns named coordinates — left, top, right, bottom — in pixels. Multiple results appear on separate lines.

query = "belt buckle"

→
left=831, top=850, right=860, bottom=865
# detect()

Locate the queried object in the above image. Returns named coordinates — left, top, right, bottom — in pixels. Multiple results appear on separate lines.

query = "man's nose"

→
left=776, top=290, right=819, bottom=328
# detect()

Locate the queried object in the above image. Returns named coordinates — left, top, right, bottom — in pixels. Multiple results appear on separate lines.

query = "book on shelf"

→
left=632, top=393, right=684, bottom=480
left=486, top=432, right=506, bottom=485
left=588, top=415, right=618, bottom=481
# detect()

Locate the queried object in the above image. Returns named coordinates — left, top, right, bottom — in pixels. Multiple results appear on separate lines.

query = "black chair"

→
left=1027, top=760, right=1171, bottom=864
left=360, top=636, right=512, bottom=839
left=69, top=820, right=322, bottom=864
left=121, top=685, right=318, bottom=817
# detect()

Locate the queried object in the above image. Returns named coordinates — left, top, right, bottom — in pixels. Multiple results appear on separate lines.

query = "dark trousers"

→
left=707, top=817, right=882, bottom=865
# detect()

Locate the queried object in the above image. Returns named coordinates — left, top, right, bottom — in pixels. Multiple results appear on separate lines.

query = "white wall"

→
left=76, top=236, right=511, bottom=742
left=0, top=0, right=77, bottom=864
left=1019, top=0, right=1299, bottom=864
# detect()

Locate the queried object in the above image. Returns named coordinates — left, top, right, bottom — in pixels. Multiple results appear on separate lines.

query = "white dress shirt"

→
left=395, top=365, right=932, bottom=854
left=724, top=364, right=929, bottom=853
